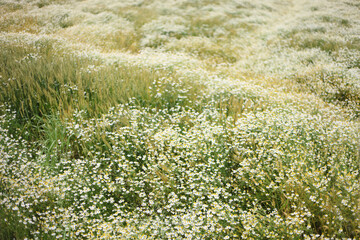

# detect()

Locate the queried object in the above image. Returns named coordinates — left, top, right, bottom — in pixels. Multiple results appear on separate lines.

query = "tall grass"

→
left=0, top=37, right=207, bottom=165
left=0, top=39, right=204, bottom=122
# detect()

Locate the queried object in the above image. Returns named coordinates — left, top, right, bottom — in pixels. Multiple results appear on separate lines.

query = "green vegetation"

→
left=0, top=0, right=359, bottom=239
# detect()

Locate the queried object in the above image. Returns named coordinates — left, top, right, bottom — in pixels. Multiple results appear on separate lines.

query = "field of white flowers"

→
left=1, top=0, right=359, bottom=239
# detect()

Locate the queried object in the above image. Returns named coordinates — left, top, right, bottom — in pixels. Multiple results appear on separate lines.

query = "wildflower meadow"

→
left=0, top=0, right=359, bottom=239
